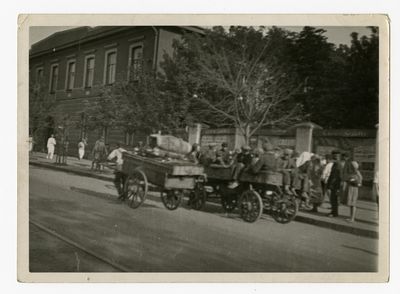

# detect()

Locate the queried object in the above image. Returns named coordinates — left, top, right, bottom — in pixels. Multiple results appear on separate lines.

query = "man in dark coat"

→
left=327, top=151, right=342, bottom=217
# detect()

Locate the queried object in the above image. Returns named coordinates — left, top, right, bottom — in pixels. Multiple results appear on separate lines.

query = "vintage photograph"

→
left=19, top=15, right=389, bottom=281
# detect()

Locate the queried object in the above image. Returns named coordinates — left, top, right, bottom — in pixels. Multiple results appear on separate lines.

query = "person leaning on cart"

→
left=107, top=142, right=127, bottom=200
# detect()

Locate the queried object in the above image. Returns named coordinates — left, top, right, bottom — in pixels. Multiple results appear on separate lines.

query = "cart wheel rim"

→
left=125, top=170, right=148, bottom=209
left=239, top=190, right=263, bottom=223
left=272, top=196, right=299, bottom=223
left=162, top=191, right=182, bottom=210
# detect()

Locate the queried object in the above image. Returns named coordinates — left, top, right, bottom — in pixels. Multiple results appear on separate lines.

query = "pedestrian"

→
left=107, top=142, right=127, bottom=200
left=321, top=154, right=334, bottom=202
left=307, top=156, right=324, bottom=212
left=373, top=170, right=379, bottom=209
left=46, top=134, right=56, bottom=160
left=344, top=161, right=363, bottom=222
left=29, top=135, right=34, bottom=154
left=326, top=151, right=342, bottom=217
left=91, top=136, right=107, bottom=171
left=78, top=138, right=86, bottom=160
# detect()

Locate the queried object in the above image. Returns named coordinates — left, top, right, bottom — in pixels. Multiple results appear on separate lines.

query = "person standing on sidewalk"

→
left=344, top=161, right=363, bottom=222
left=91, top=136, right=107, bottom=171
left=326, top=151, right=342, bottom=217
left=107, top=142, right=127, bottom=200
left=46, top=134, right=56, bottom=160
left=78, top=138, right=87, bottom=160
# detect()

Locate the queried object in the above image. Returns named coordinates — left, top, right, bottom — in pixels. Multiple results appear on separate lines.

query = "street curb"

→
left=294, top=214, right=378, bottom=239
left=29, top=161, right=114, bottom=182
left=30, top=160, right=378, bottom=239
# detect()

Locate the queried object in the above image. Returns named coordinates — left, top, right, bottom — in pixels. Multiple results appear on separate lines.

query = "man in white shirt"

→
left=107, top=143, right=127, bottom=199
left=46, top=134, right=56, bottom=160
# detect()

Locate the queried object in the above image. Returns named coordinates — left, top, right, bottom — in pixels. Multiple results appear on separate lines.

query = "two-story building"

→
left=29, top=26, right=204, bottom=153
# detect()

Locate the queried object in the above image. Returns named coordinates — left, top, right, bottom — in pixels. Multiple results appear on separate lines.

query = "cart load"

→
left=149, top=134, right=192, bottom=155
left=122, top=152, right=205, bottom=210
left=203, top=164, right=298, bottom=224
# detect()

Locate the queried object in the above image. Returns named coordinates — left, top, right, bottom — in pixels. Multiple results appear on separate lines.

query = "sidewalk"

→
left=29, top=152, right=378, bottom=239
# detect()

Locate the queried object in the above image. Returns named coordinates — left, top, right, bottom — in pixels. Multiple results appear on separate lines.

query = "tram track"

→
left=29, top=218, right=130, bottom=272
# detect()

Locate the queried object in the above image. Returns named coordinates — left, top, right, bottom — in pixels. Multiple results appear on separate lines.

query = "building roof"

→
left=30, top=26, right=205, bottom=58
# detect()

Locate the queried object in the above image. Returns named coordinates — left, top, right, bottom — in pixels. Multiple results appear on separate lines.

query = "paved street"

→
left=29, top=165, right=378, bottom=272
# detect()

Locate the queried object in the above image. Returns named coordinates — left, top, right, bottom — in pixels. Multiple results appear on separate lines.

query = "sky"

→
left=29, top=26, right=374, bottom=48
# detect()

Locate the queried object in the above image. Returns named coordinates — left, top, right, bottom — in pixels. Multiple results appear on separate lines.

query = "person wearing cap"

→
left=229, top=145, right=253, bottom=188
left=107, top=142, right=127, bottom=200
left=215, top=142, right=230, bottom=165
left=326, top=150, right=342, bottom=217
left=344, top=161, right=363, bottom=222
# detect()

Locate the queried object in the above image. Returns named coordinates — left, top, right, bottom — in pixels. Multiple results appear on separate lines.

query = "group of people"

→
left=45, top=133, right=366, bottom=222
left=187, top=141, right=364, bottom=222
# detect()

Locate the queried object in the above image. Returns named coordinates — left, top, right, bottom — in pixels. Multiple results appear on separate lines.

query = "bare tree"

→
left=181, top=27, right=304, bottom=144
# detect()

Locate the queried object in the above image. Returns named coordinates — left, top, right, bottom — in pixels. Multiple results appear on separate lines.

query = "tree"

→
left=29, top=79, right=56, bottom=150
left=83, top=67, right=193, bottom=140
left=162, top=26, right=304, bottom=144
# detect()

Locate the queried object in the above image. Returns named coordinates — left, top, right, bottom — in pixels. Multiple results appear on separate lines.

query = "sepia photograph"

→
left=17, top=14, right=389, bottom=282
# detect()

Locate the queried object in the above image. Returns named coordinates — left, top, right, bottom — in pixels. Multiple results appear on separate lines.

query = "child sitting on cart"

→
left=229, top=145, right=254, bottom=188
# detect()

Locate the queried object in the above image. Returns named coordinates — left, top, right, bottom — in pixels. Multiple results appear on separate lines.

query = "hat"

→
left=331, top=150, right=340, bottom=155
left=241, top=145, right=251, bottom=151
left=221, top=142, right=228, bottom=148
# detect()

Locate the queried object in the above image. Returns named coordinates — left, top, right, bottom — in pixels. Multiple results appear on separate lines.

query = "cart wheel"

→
left=272, top=194, right=299, bottom=224
left=190, top=183, right=207, bottom=210
left=238, top=190, right=263, bottom=223
left=220, top=184, right=237, bottom=213
left=161, top=190, right=182, bottom=210
left=125, top=169, right=148, bottom=209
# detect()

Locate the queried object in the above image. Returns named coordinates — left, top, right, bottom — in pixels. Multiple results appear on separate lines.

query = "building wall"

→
left=29, top=27, right=181, bottom=156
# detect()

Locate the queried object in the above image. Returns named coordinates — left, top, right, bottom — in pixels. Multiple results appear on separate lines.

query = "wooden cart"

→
left=203, top=165, right=299, bottom=224
left=122, top=153, right=206, bottom=210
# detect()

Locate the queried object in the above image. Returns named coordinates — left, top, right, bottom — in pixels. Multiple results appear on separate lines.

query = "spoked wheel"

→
left=238, top=189, right=263, bottom=223
left=271, top=194, right=299, bottom=224
left=161, top=190, right=183, bottom=210
left=220, top=184, right=237, bottom=213
left=189, top=183, right=207, bottom=210
left=124, top=169, right=148, bottom=209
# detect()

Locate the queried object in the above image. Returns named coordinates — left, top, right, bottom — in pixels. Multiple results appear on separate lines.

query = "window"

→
left=84, top=56, right=95, bottom=88
left=66, top=61, right=76, bottom=91
left=104, top=50, right=117, bottom=85
left=128, top=45, right=143, bottom=81
left=49, top=64, right=59, bottom=93
left=36, top=67, right=43, bottom=84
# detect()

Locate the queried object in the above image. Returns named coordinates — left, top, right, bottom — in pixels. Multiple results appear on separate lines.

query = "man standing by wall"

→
left=46, top=134, right=56, bottom=160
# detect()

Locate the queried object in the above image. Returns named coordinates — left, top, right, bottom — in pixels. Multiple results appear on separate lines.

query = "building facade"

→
left=29, top=26, right=203, bottom=153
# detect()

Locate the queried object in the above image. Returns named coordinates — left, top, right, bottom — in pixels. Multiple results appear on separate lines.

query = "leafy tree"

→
left=162, top=26, right=304, bottom=144
left=29, top=79, right=56, bottom=150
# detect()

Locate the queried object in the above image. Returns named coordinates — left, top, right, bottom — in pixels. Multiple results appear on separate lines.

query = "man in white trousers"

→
left=46, top=134, right=56, bottom=160
left=78, top=138, right=87, bottom=160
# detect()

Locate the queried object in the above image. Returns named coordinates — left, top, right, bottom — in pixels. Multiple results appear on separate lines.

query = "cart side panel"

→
left=205, top=165, right=283, bottom=185
left=164, top=177, right=196, bottom=190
